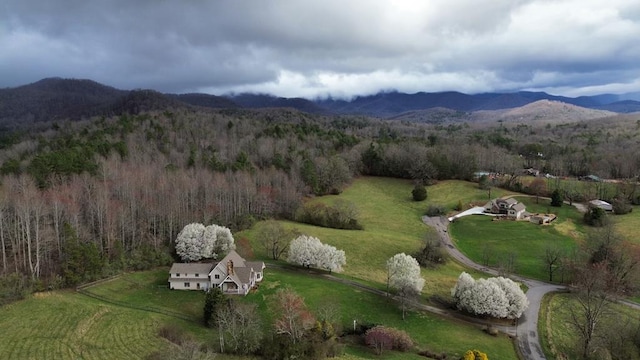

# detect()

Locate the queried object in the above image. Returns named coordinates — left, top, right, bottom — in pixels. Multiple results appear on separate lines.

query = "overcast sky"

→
left=2, top=1, right=640, bottom=99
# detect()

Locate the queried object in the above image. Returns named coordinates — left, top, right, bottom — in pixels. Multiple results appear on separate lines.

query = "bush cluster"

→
left=364, top=326, right=413, bottom=355
left=294, top=201, right=362, bottom=230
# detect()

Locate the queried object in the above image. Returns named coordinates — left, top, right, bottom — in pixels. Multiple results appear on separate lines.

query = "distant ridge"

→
left=1, top=77, right=639, bottom=128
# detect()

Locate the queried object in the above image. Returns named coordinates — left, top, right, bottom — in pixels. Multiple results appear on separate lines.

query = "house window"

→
left=215, top=274, right=220, bottom=279
left=176, top=273, right=180, bottom=277
left=184, top=282, right=190, bottom=288
left=195, top=273, right=199, bottom=277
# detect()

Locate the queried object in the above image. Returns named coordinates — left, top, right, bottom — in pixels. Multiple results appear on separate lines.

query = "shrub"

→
left=157, top=323, right=188, bottom=345
left=584, top=206, right=607, bottom=227
left=294, top=201, right=363, bottom=230
left=425, top=205, right=446, bottom=216
left=364, top=326, right=413, bottom=355
left=412, top=184, right=427, bottom=201
left=612, top=198, right=632, bottom=215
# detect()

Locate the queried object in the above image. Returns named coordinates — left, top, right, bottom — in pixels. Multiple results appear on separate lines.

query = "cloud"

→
left=1, top=0, right=640, bottom=98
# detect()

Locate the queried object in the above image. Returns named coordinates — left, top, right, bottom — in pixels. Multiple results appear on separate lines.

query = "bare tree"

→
left=257, top=220, right=295, bottom=260
left=570, top=263, right=614, bottom=359
left=544, top=245, right=563, bottom=282
left=273, top=288, right=315, bottom=344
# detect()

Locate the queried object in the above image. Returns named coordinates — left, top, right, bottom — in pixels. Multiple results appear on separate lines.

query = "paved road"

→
left=422, top=215, right=563, bottom=360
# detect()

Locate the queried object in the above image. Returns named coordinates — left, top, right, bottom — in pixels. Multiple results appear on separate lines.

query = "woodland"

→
left=1, top=98, right=640, bottom=302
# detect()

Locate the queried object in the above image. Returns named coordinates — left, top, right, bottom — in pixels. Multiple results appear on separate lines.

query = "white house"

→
left=168, top=250, right=265, bottom=295
left=483, top=198, right=527, bottom=220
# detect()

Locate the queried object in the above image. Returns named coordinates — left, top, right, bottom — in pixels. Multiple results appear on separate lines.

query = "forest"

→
left=1, top=104, right=639, bottom=302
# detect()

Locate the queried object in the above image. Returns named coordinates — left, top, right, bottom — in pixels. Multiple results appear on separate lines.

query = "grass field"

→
left=450, top=197, right=584, bottom=281
left=0, top=267, right=518, bottom=359
left=0, top=290, right=204, bottom=359
left=241, top=177, right=516, bottom=298
left=540, top=292, right=640, bottom=359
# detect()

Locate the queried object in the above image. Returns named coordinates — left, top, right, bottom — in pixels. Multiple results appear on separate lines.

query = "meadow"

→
left=0, top=267, right=518, bottom=359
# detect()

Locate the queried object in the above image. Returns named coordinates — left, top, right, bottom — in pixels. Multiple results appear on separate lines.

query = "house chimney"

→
left=227, top=260, right=234, bottom=275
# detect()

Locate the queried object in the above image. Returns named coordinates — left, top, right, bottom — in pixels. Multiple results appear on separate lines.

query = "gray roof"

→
left=512, top=203, right=526, bottom=212
left=169, top=263, right=214, bottom=275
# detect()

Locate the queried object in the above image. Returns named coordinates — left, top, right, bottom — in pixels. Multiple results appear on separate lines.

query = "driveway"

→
left=422, top=215, right=562, bottom=360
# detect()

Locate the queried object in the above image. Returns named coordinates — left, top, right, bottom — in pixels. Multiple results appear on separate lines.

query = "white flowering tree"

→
left=175, top=223, right=235, bottom=262
left=451, top=272, right=528, bottom=319
left=317, top=243, right=346, bottom=273
left=387, top=253, right=425, bottom=319
left=287, top=235, right=346, bottom=273
left=175, top=223, right=207, bottom=262
left=288, top=235, right=322, bottom=268
left=204, top=224, right=236, bottom=257
left=488, top=277, right=529, bottom=319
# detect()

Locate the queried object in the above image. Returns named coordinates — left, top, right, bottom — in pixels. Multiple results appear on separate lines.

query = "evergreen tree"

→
left=203, top=287, right=225, bottom=327
left=411, top=184, right=427, bottom=201
left=550, top=189, right=563, bottom=207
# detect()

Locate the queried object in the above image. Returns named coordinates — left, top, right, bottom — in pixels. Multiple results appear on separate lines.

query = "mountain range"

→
left=1, top=77, right=639, bottom=128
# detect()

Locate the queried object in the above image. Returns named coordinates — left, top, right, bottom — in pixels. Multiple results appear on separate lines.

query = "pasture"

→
left=0, top=267, right=519, bottom=359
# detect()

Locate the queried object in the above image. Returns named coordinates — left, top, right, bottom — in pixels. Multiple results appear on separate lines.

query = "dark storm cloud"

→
left=1, top=0, right=640, bottom=98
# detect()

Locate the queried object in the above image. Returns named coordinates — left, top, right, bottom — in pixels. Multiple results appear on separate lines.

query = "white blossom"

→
left=452, top=272, right=529, bottom=319
left=488, top=277, right=529, bottom=319
left=176, top=223, right=236, bottom=261
left=318, top=243, right=346, bottom=272
left=288, top=235, right=322, bottom=268
left=287, top=235, right=346, bottom=273
left=387, top=253, right=425, bottom=294
left=175, top=223, right=206, bottom=262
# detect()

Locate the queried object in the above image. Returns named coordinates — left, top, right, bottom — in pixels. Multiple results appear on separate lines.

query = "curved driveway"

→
left=422, top=215, right=563, bottom=360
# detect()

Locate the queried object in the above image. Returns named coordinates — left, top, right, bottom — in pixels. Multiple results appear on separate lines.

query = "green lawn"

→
left=611, top=205, right=640, bottom=246
left=0, top=290, right=206, bottom=359
left=0, top=267, right=518, bottom=360
left=450, top=197, right=583, bottom=282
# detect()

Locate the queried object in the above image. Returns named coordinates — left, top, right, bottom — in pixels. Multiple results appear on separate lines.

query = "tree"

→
left=205, top=224, right=236, bottom=257
left=487, top=277, right=528, bottom=319
left=569, top=262, right=614, bottom=359
left=529, top=178, right=547, bottom=203
left=411, top=184, right=427, bottom=201
left=550, top=189, right=563, bottom=207
left=452, top=272, right=528, bottom=319
left=217, top=300, right=263, bottom=355
left=273, top=288, right=316, bottom=344
left=60, top=223, right=103, bottom=286
left=414, top=231, right=446, bottom=267
left=175, top=223, right=236, bottom=262
left=386, top=253, right=425, bottom=319
left=175, top=223, right=206, bottom=262
left=257, top=220, right=295, bottom=260
left=544, top=245, right=563, bottom=282
left=203, top=287, right=225, bottom=327
left=317, top=243, right=346, bottom=273
left=288, top=235, right=322, bottom=268
left=287, top=235, right=346, bottom=272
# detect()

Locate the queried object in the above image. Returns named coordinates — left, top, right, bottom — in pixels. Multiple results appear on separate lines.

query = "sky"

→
left=2, top=0, right=640, bottom=99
